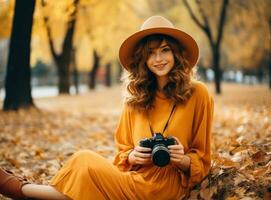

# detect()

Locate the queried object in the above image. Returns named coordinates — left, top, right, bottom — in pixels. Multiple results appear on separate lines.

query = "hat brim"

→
left=119, top=27, right=199, bottom=71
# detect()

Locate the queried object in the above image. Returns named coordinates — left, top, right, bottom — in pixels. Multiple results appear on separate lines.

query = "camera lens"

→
left=151, top=144, right=170, bottom=167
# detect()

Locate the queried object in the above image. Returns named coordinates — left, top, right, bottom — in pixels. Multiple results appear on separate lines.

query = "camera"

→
left=139, top=133, right=176, bottom=167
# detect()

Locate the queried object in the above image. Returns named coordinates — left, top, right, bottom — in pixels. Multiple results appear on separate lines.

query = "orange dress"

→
left=50, top=81, right=214, bottom=200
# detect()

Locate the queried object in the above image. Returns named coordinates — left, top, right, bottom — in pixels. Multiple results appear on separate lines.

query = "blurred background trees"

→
left=0, top=0, right=270, bottom=110
left=183, top=0, right=229, bottom=94
left=41, top=0, right=79, bottom=94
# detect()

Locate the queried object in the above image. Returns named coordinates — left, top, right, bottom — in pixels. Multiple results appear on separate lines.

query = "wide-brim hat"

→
left=119, top=15, right=199, bottom=71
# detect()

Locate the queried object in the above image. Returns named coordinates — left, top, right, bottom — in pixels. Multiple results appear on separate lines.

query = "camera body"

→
left=139, top=133, right=176, bottom=167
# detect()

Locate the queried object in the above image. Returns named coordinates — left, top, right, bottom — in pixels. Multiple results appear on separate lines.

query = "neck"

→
left=156, top=76, right=168, bottom=91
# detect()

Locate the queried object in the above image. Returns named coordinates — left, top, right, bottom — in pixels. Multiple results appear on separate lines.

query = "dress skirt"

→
left=50, top=150, right=136, bottom=200
left=50, top=150, right=185, bottom=200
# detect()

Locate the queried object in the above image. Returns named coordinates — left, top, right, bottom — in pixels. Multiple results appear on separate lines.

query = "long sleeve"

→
left=113, top=104, right=134, bottom=171
left=180, top=84, right=214, bottom=188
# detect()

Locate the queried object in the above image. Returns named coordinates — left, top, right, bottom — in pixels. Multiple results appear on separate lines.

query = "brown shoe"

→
left=0, top=168, right=29, bottom=199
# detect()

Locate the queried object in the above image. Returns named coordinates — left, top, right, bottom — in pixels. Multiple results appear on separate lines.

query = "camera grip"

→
left=166, top=137, right=176, bottom=146
left=139, top=138, right=150, bottom=147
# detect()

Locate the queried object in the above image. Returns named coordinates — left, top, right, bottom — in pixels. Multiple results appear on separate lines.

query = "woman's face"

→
left=146, top=40, right=175, bottom=78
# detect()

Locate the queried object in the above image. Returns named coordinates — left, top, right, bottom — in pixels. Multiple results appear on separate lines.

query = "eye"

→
left=162, top=47, right=171, bottom=52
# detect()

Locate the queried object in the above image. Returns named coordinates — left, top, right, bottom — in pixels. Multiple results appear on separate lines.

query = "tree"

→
left=71, top=47, right=79, bottom=94
left=262, top=2, right=271, bottom=89
left=183, top=0, right=229, bottom=94
left=105, top=62, right=112, bottom=87
left=42, top=0, right=79, bottom=94
left=3, top=0, right=36, bottom=111
left=269, top=18, right=271, bottom=89
left=89, top=50, right=100, bottom=89
left=222, top=0, right=270, bottom=88
left=78, top=1, right=143, bottom=88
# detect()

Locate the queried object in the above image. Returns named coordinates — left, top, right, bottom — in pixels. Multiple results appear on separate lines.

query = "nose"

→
left=154, top=52, right=162, bottom=62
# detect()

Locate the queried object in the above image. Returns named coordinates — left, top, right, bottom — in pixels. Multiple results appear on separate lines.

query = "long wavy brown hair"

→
left=123, top=34, right=196, bottom=111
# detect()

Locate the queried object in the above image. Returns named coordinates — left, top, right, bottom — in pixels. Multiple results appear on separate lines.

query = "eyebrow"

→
left=149, top=44, right=170, bottom=50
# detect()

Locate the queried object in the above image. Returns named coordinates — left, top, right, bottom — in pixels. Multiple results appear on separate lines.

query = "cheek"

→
left=146, top=58, right=152, bottom=69
left=169, top=54, right=174, bottom=63
left=169, top=55, right=175, bottom=67
left=172, top=59, right=175, bottom=67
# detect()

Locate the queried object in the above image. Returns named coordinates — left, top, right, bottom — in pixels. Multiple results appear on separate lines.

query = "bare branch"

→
left=41, top=0, right=59, bottom=61
left=61, top=0, right=79, bottom=57
left=183, top=0, right=205, bottom=30
left=183, top=0, right=214, bottom=46
left=196, top=0, right=214, bottom=44
left=216, top=0, right=229, bottom=48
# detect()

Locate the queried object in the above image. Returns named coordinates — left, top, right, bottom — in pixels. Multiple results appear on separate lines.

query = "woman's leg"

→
left=49, top=150, right=136, bottom=200
left=22, top=184, right=70, bottom=200
left=0, top=168, right=70, bottom=200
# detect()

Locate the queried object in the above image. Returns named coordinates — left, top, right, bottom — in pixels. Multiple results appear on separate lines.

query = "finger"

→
left=135, top=157, right=149, bottom=162
left=135, top=146, right=152, bottom=152
left=170, top=157, right=181, bottom=164
left=135, top=157, right=151, bottom=164
left=170, top=155, right=185, bottom=161
left=135, top=152, right=152, bottom=158
left=171, top=136, right=181, bottom=145
left=168, top=147, right=184, bottom=151
left=168, top=144, right=184, bottom=150
left=169, top=149, right=184, bottom=155
left=169, top=153, right=184, bottom=158
left=170, top=153, right=183, bottom=159
left=168, top=143, right=184, bottom=149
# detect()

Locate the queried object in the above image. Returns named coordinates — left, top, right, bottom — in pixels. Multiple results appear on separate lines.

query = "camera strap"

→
left=148, top=104, right=176, bottom=136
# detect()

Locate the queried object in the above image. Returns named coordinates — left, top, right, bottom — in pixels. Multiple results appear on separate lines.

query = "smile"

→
left=154, top=64, right=167, bottom=69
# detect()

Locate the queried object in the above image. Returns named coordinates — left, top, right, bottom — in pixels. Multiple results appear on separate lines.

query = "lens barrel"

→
left=152, top=144, right=170, bottom=167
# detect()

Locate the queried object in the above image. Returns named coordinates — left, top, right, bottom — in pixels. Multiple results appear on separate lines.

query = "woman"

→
left=0, top=15, right=214, bottom=200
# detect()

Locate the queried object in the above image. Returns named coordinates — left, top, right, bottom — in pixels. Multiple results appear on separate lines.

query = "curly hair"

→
left=123, top=34, right=196, bottom=111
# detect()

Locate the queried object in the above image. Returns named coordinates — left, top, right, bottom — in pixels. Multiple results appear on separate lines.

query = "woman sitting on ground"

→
left=0, top=15, right=214, bottom=200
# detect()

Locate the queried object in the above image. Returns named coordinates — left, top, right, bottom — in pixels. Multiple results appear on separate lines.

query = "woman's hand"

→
left=168, top=136, right=191, bottom=171
left=128, top=146, right=152, bottom=166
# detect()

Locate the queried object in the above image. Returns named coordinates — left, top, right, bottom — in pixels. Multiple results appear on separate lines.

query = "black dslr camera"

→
left=139, top=133, right=176, bottom=167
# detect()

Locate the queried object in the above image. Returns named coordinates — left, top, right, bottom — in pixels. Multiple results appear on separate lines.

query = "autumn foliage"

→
left=0, top=83, right=270, bottom=200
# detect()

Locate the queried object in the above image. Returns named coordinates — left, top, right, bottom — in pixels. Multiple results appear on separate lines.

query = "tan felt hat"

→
left=119, top=16, right=199, bottom=71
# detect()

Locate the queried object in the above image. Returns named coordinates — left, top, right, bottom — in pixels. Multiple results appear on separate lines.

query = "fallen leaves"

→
left=187, top=84, right=271, bottom=199
left=0, top=84, right=270, bottom=200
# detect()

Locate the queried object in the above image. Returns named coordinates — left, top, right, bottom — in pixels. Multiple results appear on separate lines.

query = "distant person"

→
left=0, top=15, right=214, bottom=200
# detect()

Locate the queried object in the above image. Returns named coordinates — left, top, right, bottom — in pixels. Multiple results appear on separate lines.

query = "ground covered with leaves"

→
left=0, top=83, right=270, bottom=200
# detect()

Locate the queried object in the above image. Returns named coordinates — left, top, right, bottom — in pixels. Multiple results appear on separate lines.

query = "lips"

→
left=154, top=64, right=167, bottom=70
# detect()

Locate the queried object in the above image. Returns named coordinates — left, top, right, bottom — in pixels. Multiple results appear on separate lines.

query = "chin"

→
left=156, top=74, right=167, bottom=77
left=154, top=71, right=170, bottom=77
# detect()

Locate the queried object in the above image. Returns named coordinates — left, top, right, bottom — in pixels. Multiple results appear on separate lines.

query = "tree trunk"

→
left=183, top=0, right=229, bottom=94
left=212, top=46, right=221, bottom=94
left=269, top=62, right=271, bottom=89
left=256, top=68, right=263, bottom=84
left=105, top=62, right=111, bottom=87
left=56, top=58, right=71, bottom=93
left=3, top=0, right=35, bottom=111
left=89, top=50, right=100, bottom=89
left=269, top=17, right=271, bottom=89
left=71, top=48, right=79, bottom=94
left=117, top=62, right=123, bottom=83
left=42, top=0, right=79, bottom=94
left=72, top=68, right=79, bottom=94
